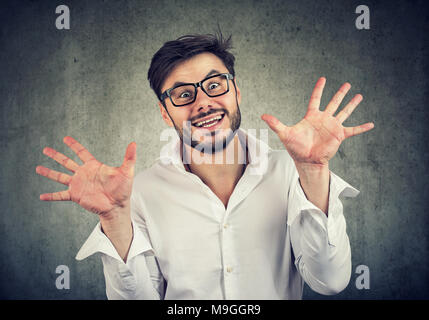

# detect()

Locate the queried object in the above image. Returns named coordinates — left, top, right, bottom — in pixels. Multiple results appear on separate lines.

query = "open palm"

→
left=262, top=77, right=374, bottom=166
left=36, top=137, right=136, bottom=216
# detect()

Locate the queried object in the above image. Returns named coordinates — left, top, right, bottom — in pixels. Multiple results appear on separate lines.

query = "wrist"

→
left=294, top=162, right=330, bottom=190
left=99, top=205, right=132, bottom=238
left=99, top=205, right=133, bottom=262
left=294, top=162, right=331, bottom=215
left=295, top=161, right=329, bottom=175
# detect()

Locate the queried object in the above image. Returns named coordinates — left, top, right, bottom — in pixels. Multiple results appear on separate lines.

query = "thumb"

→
left=121, top=142, right=137, bottom=177
left=261, top=114, right=290, bottom=139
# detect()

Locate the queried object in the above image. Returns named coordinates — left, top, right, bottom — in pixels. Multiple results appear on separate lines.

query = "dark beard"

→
left=172, top=102, right=241, bottom=154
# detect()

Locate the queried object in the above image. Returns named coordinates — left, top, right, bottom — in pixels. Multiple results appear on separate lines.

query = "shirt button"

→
left=223, top=224, right=229, bottom=229
left=226, top=266, right=233, bottom=273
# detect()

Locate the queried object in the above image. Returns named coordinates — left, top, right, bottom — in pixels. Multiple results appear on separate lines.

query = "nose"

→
left=193, top=86, right=214, bottom=113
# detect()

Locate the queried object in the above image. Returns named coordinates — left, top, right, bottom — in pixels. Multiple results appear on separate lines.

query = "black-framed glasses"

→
left=160, top=73, right=234, bottom=107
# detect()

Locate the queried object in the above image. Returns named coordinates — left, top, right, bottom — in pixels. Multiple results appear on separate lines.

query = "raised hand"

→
left=261, top=77, right=374, bottom=167
left=36, top=137, right=137, bottom=217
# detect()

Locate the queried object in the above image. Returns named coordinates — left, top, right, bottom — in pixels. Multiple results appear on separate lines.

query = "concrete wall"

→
left=0, top=0, right=428, bottom=299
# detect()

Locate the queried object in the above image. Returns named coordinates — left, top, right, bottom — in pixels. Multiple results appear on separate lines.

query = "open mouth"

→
left=192, top=113, right=225, bottom=129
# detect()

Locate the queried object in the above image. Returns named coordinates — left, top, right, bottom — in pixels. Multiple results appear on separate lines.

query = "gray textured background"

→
left=0, top=0, right=428, bottom=299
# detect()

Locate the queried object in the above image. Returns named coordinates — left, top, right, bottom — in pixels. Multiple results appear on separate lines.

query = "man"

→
left=36, top=33, right=374, bottom=299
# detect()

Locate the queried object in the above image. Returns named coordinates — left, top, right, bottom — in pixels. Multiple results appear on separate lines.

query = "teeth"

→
left=202, top=122, right=217, bottom=128
left=194, top=115, right=223, bottom=127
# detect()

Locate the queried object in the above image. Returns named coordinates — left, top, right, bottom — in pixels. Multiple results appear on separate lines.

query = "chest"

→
left=144, top=172, right=288, bottom=256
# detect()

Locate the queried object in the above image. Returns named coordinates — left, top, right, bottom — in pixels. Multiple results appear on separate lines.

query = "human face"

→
left=158, top=52, right=242, bottom=153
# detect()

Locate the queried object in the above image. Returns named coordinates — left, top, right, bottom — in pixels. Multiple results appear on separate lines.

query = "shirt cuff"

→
left=287, top=171, right=360, bottom=229
left=75, top=219, right=154, bottom=262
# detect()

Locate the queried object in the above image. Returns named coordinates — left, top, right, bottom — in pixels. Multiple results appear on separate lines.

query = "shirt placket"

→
left=220, top=166, right=264, bottom=299
left=220, top=204, right=237, bottom=299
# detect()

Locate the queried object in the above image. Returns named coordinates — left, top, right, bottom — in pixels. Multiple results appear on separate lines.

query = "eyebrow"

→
left=170, top=69, right=221, bottom=89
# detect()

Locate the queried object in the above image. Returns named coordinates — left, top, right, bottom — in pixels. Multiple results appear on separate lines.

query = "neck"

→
left=181, top=133, right=248, bottom=188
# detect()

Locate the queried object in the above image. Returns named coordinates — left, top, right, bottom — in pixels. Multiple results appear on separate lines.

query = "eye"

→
left=208, top=82, right=219, bottom=90
left=179, top=91, right=191, bottom=98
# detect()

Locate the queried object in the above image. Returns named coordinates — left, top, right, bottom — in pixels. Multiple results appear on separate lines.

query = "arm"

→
left=294, top=163, right=330, bottom=215
left=287, top=167, right=359, bottom=295
left=103, top=192, right=166, bottom=300
left=36, top=137, right=164, bottom=299
left=262, top=77, right=374, bottom=294
left=76, top=217, right=165, bottom=300
left=99, top=207, right=133, bottom=262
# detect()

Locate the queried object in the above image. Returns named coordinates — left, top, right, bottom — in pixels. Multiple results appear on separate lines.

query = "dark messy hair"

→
left=147, top=32, right=236, bottom=101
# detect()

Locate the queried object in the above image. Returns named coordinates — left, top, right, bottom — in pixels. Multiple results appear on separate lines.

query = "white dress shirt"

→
left=76, top=128, right=359, bottom=299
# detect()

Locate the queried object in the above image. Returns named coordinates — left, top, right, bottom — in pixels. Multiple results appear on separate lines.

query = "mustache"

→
left=189, top=108, right=228, bottom=123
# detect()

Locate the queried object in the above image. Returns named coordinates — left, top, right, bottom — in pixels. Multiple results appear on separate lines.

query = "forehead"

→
left=162, top=52, right=229, bottom=91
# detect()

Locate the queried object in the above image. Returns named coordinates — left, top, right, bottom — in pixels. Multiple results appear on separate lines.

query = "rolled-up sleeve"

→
left=287, top=170, right=360, bottom=295
left=75, top=219, right=165, bottom=300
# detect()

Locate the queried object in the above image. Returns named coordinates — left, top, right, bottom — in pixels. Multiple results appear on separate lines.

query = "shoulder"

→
left=269, top=148, right=292, bottom=163
left=133, top=159, right=172, bottom=191
left=262, top=148, right=297, bottom=182
left=267, top=148, right=295, bottom=169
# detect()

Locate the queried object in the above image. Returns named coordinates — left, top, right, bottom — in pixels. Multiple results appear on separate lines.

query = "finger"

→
left=63, top=136, right=95, bottom=163
left=261, top=114, right=290, bottom=140
left=307, top=77, right=326, bottom=112
left=336, top=94, right=363, bottom=124
left=344, top=122, right=375, bottom=139
left=43, top=147, right=80, bottom=173
left=120, top=142, right=137, bottom=178
left=324, top=82, right=351, bottom=116
left=40, top=190, right=71, bottom=201
left=36, top=165, right=72, bottom=186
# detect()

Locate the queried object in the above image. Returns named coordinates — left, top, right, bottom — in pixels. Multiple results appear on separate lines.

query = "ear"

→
left=233, top=78, right=242, bottom=105
left=158, top=101, right=174, bottom=127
